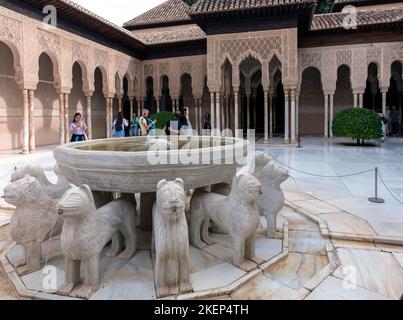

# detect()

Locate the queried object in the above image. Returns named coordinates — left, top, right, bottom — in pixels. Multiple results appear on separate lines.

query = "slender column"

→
left=216, top=92, right=221, bottom=131
left=64, top=93, right=70, bottom=143
left=156, top=98, right=160, bottom=113
left=195, top=99, right=199, bottom=133
left=329, top=93, right=334, bottom=138
left=269, top=91, right=274, bottom=138
left=359, top=93, right=364, bottom=108
left=210, top=92, right=215, bottom=131
left=22, top=89, right=29, bottom=154
left=296, top=93, right=300, bottom=140
left=353, top=92, right=358, bottom=108
left=86, top=93, right=93, bottom=140
left=381, top=89, right=388, bottom=116
left=264, top=90, right=269, bottom=142
left=110, top=98, right=114, bottom=135
left=284, top=90, right=289, bottom=144
left=234, top=90, right=239, bottom=134
left=252, top=93, right=257, bottom=130
left=58, top=92, right=65, bottom=145
left=129, top=98, right=134, bottom=118
left=324, top=93, right=329, bottom=138
left=106, top=97, right=110, bottom=138
left=273, top=95, right=277, bottom=136
left=28, top=90, right=35, bottom=153
left=246, top=93, right=251, bottom=130
left=290, top=89, right=296, bottom=143
left=198, top=98, right=203, bottom=134
left=138, top=99, right=142, bottom=115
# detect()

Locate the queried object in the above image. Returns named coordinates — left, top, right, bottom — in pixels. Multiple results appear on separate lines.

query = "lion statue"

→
left=190, top=174, right=263, bottom=270
left=11, top=162, right=72, bottom=200
left=56, top=184, right=137, bottom=299
left=257, top=160, right=289, bottom=238
left=152, top=178, right=192, bottom=298
left=4, top=175, right=62, bottom=275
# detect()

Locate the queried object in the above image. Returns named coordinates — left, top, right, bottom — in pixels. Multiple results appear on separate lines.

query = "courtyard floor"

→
left=0, top=137, right=402, bottom=300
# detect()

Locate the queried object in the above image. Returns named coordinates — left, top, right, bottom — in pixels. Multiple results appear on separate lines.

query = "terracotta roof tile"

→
left=311, top=7, right=403, bottom=30
left=190, top=0, right=317, bottom=14
left=134, top=26, right=206, bottom=45
left=124, top=0, right=191, bottom=29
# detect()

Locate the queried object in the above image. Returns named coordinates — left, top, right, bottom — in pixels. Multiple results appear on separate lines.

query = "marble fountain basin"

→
left=54, top=135, right=249, bottom=193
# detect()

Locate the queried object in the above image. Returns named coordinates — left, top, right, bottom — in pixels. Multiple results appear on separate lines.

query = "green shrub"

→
left=332, top=108, right=383, bottom=145
left=150, top=111, right=176, bottom=130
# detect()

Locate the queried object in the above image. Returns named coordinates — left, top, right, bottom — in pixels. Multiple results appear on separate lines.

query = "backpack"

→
left=115, top=118, right=123, bottom=131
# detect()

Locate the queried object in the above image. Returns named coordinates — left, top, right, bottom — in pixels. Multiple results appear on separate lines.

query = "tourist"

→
left=181, top=107, right=193, bottom=135
left=166, top=110, right=191, bottom=135
left=69, top=113, right=88, bottom=142
left=139, top=109, right=157, bottom=136
left=130, top=112, right=140, bottom=137
left=385, top=106, right=391, bottom=136
left=378, top=112, right=388, bottom=143
left=112, top=112, right=129, bottom=138
left=203, top=113, right=211, bottom=131
left=389, top=106, right=401, bottom=137
left=147, top=116, right=157, bottom=135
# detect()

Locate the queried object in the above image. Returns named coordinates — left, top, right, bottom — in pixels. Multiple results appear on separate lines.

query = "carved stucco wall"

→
left=139, top=55, right=207, bottom=99
left=298, top=42, right=403, bottom=95
left=207, top=28, right=299, bottom=91
left=0, top=6, right=141, bottom=95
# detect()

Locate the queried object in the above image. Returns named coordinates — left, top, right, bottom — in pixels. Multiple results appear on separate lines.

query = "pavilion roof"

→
left=332, top=0, right=403, bottom=12
left=123, top=0, right=192, bottom=30
left=190, top=0, right=318, bottom=14
left=134, top=25, right=206, bottom=45
left=311, top=7, right=403, bottom=31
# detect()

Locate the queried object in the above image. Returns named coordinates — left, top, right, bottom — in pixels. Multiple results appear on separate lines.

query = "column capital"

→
left=324, top=91, right=335, bottom=96
left=57, top=88, right=71, bottom=95
left=352, top=88, right=365, bottom=94
left=84, top=90, right=94, bottom=97
left=233, top=85, right=240, bottom=93
left=380, top=87, right=389, bottom=93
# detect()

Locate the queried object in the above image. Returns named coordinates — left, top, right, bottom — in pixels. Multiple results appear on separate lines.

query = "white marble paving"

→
left=0, top=212, right=11, bottom=228
left=333, top=248, right=403, bottom=300
left=90, top=282, right=156, bottom=300
left=288, top=230, right=327, bottom=255
left=190, top=263, right=246, bottom=292
left=305, top=276, right=390, bottom=300
left=392, top=253, right=403, bottom=270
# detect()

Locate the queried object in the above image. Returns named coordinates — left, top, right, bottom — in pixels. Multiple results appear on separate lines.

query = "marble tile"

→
left=288, top=230, right=327, bottom=255
left=293, top=199, right=341, bottom=216
left=284, top=190, right=314, bottom=202
left=0, top=212, right=11, bottom=228
left=374, top=243, right=403, bottom=253
left=265, top=253, right=328, bottom=290
left=231, top=274, right=302, bottom=300
left=209, top=233, right=233, bottom=249
left=255, top=237, right=283, bottom=261
left=137, top=230, right=151, bottom=250
left=7, top=244, right=24, bottom=267
left=203, top=243, right=233, bottom=263
left=0, top=269, right=16, bottom=300
left=189, top=246, right=221, bottom=273
left=333, top=248, right=403, bottom=300
left=331, top=239, right=377, bottom=251
left=319, top=212, right=376, bottom=236
left=367, top=220, right=403, bottom=239
left=106, top=251, right=154, bottom=283
left=392, top=253, right=403, bottom=270
left=190, top=263, right=246, bottom=292
left=99, top=254, right=132, bottom=284
left=90, top=282, right=156, bottom=300
left=279, top=210, right=320, bottom=232
left=21, top=264, right=65, bottom=294
left=305, top=276, right=390, bottom=300
left=259, top=216, right=284, bottom=231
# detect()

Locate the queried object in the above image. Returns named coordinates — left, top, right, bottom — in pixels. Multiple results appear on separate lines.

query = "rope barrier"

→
left=377, top=169, right=403, bottom=206
left=273, top=158, right=374, bottom=178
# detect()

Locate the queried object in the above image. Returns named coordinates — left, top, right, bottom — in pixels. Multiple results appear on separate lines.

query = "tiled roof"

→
left=190, top=0, right=317, bottom=14
left=124, top=0, right=191, bottom=29
left=332, top=0, right=403, bottom=11
left=134, top=26, right=206, bottom=45
left=311, top=7, right=403, bottom=30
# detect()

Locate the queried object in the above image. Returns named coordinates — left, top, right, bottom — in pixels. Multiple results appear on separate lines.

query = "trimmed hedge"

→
left=332, top=108, right=383, bottom=145
left=150, top=111, right=176, bottom=130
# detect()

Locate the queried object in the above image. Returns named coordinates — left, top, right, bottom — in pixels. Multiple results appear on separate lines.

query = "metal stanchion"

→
left=368, top=167, right=385, bottom=204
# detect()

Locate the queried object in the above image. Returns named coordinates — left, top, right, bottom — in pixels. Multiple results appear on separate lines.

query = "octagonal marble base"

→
left=0, top=224, right=287, bottom=300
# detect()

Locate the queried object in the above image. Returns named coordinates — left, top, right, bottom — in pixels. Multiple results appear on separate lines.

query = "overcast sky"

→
left=72, top=0, right=167, bottom=26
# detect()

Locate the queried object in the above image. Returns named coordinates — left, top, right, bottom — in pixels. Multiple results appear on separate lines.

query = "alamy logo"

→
left=42, top=265, right=58, bottom=291
left=42, top=5, right=57, bottom=29
left=342, top=5, right=358, bottom=30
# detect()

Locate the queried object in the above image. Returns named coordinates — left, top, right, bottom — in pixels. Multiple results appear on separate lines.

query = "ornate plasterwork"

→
left=180, top=61, right=192, bottom=76
left=144, top=64, right=154, bottom=78
left=94, top=48, right=108, bottom=70
left=336, top=49, right=352, bottom=67
left=72, top=41, right=89, bottom=64
left=38, top=29, right=61, bottom=57
left=0, top=14, right=22, bottom=51
left=300, top=52, right=322, bottom=71
left=367, top=47, right=381, bottom=65
left=159, top=63, right=169, bottom=76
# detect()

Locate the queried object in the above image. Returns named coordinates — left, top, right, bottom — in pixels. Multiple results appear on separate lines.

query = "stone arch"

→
left=364, top=62, right=381, bottom=111
left=145, top=76, right=156, bottom=113
left=72, top=60, right=89, bottom=92
left=35, top=52, right=59, bottom=147
left=92, top=65, right=109, bottom=96
left=70, top=61, right=87, bottom=122
left=160, top=74, right=172, bottom=112
left=299, top=67, right=324, bottom=136
left=236, top=50, right=264, bottom=69
left=334, top=64, right=354, bottom=114
left=387, top=60, right=403, bottom=134
left=0, top=39, right=22, bottom=84
left=0, top=40, right=23, bottom=151
left=92, top=67, right=107, bottom=139
left=180, top=73, right=194, bottom=120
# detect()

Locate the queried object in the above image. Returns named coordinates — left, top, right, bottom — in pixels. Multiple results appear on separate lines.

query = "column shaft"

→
left=86, top=94, right=92, bottom=140
left=22, top=89, right=29, bottom=154
left=234, top=91, right=239, bottom=134
left=264, top=90, right=269, bottom=142
left=329, top=94, right=334, bottom=138
left=64, top=93, right=70, bottom=143
left=58, top=93, right=65, bottom=145
left=284, top=91, right=289, bottom=144
left=324, top=94, right=329, bottom=138
left=291, top=90, right=296, bottom=143
left=210, top=92, right=215, bottom=131
left=216, top=92, right=221, bottom=131
left=28, top=90, right=35, bottom=152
